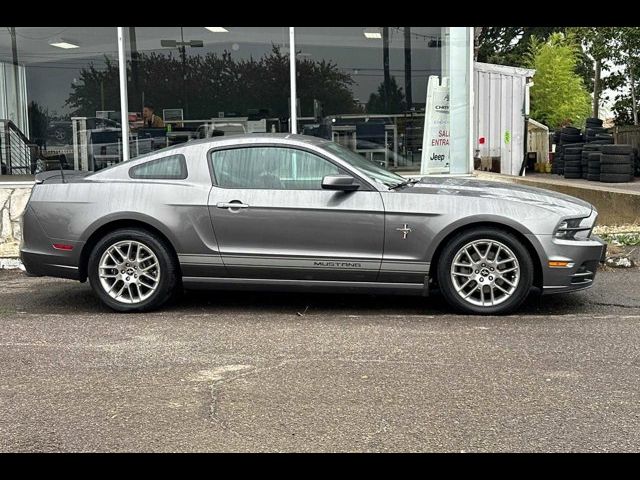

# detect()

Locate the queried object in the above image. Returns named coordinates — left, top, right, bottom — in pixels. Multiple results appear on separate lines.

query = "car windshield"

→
left=323, top=141, right=407, bottom=188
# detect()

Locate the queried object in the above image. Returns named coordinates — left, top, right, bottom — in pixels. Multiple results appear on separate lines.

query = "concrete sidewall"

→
left=0, top=186, right=32, bottom=260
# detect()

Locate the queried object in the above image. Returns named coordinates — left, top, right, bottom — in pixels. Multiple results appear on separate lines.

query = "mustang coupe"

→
left=21, top=134, right=606, bottom=314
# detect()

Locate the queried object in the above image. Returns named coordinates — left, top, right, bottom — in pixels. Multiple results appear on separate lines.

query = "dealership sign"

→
left=421, top=75, right=450, bottom=175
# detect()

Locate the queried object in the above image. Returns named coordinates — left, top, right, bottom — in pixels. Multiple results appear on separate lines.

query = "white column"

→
left=117, top=27, right=130, bottom=162
left=289, top=27, right=297, bottom=134
left=446, top=27, right=473, bottom=175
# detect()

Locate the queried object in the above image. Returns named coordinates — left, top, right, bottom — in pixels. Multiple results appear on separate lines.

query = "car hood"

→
left=400, top=176, right=593, bottom=217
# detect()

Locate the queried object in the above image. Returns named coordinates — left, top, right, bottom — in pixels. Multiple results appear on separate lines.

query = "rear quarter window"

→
left=129, top=154, right=188, bottom=180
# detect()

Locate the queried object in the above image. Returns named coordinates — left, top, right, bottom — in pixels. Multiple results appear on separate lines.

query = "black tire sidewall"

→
left=88, top=229, right=178, bottom=312
left=436, top=228, right=534, bottom=315
left=599, top=173, right=632, bottom=183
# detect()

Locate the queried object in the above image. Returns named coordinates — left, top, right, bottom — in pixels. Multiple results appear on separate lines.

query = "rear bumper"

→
left=529, top=233, right=607, bottom=295
left=19, top=204, right=83, bottom=281
left=20, top=250, right=81, bottom=280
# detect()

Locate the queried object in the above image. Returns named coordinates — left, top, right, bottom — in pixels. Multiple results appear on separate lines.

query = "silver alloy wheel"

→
left=450, top=239, right=520, bottom=308
left=98, top=240, right=161, bottom=304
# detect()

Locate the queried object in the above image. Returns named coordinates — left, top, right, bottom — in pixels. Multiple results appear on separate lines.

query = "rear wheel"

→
left=436, top=228, right=534, bottom=315
left=88, top=229, right=178, bottom=312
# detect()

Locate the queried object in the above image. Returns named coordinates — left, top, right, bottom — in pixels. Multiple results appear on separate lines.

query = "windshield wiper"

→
left=389, top=177, right=420, bottom=190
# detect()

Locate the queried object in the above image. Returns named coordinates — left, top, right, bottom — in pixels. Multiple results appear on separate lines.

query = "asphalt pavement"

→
left=0, top=268, right=639, bottom=452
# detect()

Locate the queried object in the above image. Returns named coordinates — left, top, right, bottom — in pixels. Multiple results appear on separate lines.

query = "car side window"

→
left=129, top=154, right=188, bottom=180
left=210, top=147, right=341, bottom=190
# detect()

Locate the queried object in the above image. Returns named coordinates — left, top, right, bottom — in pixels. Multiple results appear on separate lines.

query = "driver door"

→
left=207, top=145, right=385, bottom=281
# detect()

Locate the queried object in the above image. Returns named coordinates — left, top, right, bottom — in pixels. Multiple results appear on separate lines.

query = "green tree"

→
left=571, top=27, right=618, bottom=118
left=65, top=47, right=359, bottom=121
left=366, top=76, right=406, bottom=114
left=27, top=101, right=49, bottom=146
left=526, top=33, right=591, bottom=129
left=477, top=27, right=594, bottom=90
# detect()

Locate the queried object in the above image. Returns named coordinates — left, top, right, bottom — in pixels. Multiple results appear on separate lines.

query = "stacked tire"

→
left=560, top=126, right=583, bottom=144
left=582, top=144, right=601, bottom=180
left=593, top=133, right=614, bottom=144
left=563, top=145, right=583, bottom=179
left=587, top=151, right=602, bottom=181
left=553, top=127, right=584, bottom=176
left=600, top=144, right=634, bottom=183
left=584, top=117, right=608, bottom=142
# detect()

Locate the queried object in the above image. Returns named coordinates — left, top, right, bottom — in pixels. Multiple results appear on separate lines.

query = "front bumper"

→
left=528, top=233, right=607, bottom=294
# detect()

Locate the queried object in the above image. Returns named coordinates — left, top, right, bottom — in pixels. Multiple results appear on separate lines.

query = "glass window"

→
left=129, top=154, right=187, bottom=179
left=211, top=147, right=340, bottom=190
left=293, top=27, right=472, bottom=177
left=0, top=27, right=120, bottom=175
left=293, top=27, right=443, bottom=172
left=123, top=27, right=290, bottom=160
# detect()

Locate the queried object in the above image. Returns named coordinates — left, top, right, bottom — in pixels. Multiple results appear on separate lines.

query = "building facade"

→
left=0, top=27, right=473, bottom=176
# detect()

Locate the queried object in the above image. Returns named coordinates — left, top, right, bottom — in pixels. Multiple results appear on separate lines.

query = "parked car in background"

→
left=46, top=118, right=120, bottom=145
left=21, top=134, right=606, bottom=314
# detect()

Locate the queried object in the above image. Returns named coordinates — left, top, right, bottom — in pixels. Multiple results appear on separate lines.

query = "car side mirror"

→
left=321, top=175, right=360, bottom=192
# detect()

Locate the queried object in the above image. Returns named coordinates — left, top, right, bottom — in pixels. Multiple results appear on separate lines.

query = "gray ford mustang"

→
left=20, top=134, right=607, bottom=314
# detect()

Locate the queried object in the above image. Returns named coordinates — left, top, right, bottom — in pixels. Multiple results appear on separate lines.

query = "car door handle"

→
left=216, top=202, right=249, bottom=209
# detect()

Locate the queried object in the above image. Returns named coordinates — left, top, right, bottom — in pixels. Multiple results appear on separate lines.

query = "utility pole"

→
left=129, top=27, right=140, bottom=111
left=383, top=27, right=391, bottom=112
left=404, top=27, right=412, bottom=110
left=593, top=58, right=601, bottom=118
left=180, top=27, right=189, bottom=118
left=630, top=60, right=638, bottom=125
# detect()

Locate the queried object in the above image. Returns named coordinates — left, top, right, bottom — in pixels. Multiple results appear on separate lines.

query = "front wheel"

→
left=436, top=228, right=534, bottom=315
left=88, top=229, right=179, bottom=312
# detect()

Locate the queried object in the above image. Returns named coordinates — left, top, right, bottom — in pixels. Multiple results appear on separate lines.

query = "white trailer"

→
left=473, top=62, right=535, bottom=176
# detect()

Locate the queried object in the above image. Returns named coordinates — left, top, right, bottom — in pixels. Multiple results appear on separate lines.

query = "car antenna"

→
left=58, top=157, right=66, bottom=184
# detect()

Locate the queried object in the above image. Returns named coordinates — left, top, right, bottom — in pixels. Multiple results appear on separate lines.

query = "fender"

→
left=424, top=213, right=543, bottom=264
left=80, top=211, right=182, bottom=252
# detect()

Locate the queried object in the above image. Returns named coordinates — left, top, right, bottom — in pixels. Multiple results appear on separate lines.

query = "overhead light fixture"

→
left=50, top=39, right=79, bottom=49
left=363, top=29, right=382, bottom=39
left=205, top=27, right=229, bottom=33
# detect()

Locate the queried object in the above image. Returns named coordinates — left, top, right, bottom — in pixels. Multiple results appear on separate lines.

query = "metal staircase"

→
left=0, top=119, right=42, bottom=175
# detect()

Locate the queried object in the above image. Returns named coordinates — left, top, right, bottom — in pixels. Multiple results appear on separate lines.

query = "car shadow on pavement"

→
left=0, top=270, right=596, bottom=317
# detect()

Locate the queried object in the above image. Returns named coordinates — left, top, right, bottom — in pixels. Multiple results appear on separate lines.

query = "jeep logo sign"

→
left=421, top=75, right=451, bottom=175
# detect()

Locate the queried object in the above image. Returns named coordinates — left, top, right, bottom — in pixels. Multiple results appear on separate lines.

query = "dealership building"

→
left=0, top=27, right=474, bottom=174
left=0, top=27, right=478, bottom=260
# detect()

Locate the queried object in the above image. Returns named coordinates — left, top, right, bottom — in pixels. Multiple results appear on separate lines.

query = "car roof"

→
left=184, top=133, right=332, bottom=149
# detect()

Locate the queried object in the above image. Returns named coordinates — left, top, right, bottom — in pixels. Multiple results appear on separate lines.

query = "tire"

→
left=88, top=228, right=179, bottom=312
left=599, top=173, right=632, bottom=183
left=564, top=171, right=582, bottom=179
left=564, top=155, right=582, bottom=162
left=601, top=144, right=633, bottom=155
left=601, top=163, right=632, bottom=175
left=562, top=126, right=580, bottom=135
left=561, top=134, right=583, bottom=143
left=436, top=228, right=534, bottom=315
left=587, top=175, right=600, bottom=182
left=600, top=154, right=632, bottom=165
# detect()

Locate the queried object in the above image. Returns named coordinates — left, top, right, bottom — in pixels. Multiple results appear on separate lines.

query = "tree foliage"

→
left=65, top=46, right=359, bottom=120
left=366, top=76, right=406, bottom=114
left=477, top=27, right=594, bottom=89
left=526, top=33, right=591, bottom=128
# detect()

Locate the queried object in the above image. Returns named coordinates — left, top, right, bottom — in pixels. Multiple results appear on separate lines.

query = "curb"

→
left=0, top=258, right=22, bottom=270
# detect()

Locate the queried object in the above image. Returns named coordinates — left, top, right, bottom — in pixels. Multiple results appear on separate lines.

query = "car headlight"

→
left=554, top=210, right=598, bottom=240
